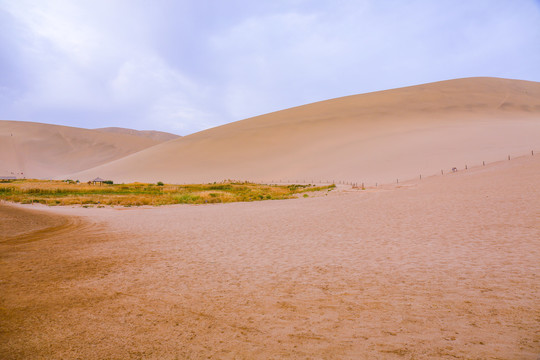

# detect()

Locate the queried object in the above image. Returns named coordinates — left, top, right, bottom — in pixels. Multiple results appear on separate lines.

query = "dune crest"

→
left=70, top=77, right=540, bottom=184
left=95, top=127, right=180, bottom=142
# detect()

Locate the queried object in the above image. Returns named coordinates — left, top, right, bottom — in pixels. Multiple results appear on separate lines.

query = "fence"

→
left=243, top=149, right=537, bottom=189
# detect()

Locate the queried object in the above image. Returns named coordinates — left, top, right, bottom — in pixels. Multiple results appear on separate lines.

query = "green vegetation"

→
left=0, top=180, right=335, bottom=206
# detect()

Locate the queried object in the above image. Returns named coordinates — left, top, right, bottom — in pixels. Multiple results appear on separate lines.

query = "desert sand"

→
left=0, top=121, right=171, bottom=179
left=69, top=77, right=540, bottom=184
left=1, top=154, right=539, bottom=359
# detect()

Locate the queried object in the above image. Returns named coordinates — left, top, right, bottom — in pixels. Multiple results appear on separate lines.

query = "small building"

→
left=92, top=177, right=106, bottom=185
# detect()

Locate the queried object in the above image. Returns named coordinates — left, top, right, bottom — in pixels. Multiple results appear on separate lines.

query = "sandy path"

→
left=1, top=156, right=539, bottom=359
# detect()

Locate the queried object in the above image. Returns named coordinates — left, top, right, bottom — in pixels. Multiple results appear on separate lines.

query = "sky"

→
left=1, top=0, right=540, bottom=135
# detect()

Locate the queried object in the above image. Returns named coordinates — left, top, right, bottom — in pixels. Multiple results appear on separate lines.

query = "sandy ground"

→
left=1, top=155, right=539, bottom=359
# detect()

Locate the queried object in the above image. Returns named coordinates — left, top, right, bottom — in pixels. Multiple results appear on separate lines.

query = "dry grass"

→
left=0, top=180, right=335, bottom=206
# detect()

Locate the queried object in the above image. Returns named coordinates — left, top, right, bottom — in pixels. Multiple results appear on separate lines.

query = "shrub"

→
left=209, top=184, right=232, bottom=191
left=157, top=181, right=164, bottom=186
left=173, top=194, right=200, bottom=204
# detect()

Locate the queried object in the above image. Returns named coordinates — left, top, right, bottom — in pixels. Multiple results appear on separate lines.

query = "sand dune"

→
left=0, top=121, right=165, bottom=179
left=2, top=154, right=538, bottom=358
left=69, top=77, right=540, bottom=184
left=95, top=127, right=180, bottom=142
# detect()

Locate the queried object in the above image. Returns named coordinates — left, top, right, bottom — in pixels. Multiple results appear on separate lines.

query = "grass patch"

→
left=0, top=180, right=335, bottom=207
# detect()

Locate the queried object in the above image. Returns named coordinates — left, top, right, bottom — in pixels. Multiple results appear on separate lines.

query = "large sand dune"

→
left=2, top=154, right=538, bottom=358
left=0, top=121, right=167, bottom=179
left=70, top=77, right=540, bottom=184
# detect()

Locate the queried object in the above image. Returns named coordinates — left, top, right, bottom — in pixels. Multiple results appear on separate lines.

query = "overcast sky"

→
left=1, top=0, right=539, bottom=135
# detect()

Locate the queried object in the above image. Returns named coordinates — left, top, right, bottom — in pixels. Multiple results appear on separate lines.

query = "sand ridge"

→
left=1, top=154, right=539, bottom=359
left=94, top=127, right=180, bottom=142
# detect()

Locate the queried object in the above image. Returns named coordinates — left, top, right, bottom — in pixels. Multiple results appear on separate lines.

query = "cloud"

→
left=0, top=0, right=215, bottom=133
left=110, top=56, right=217, bottom=132
left=210, top=11, right=335, bottom=118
